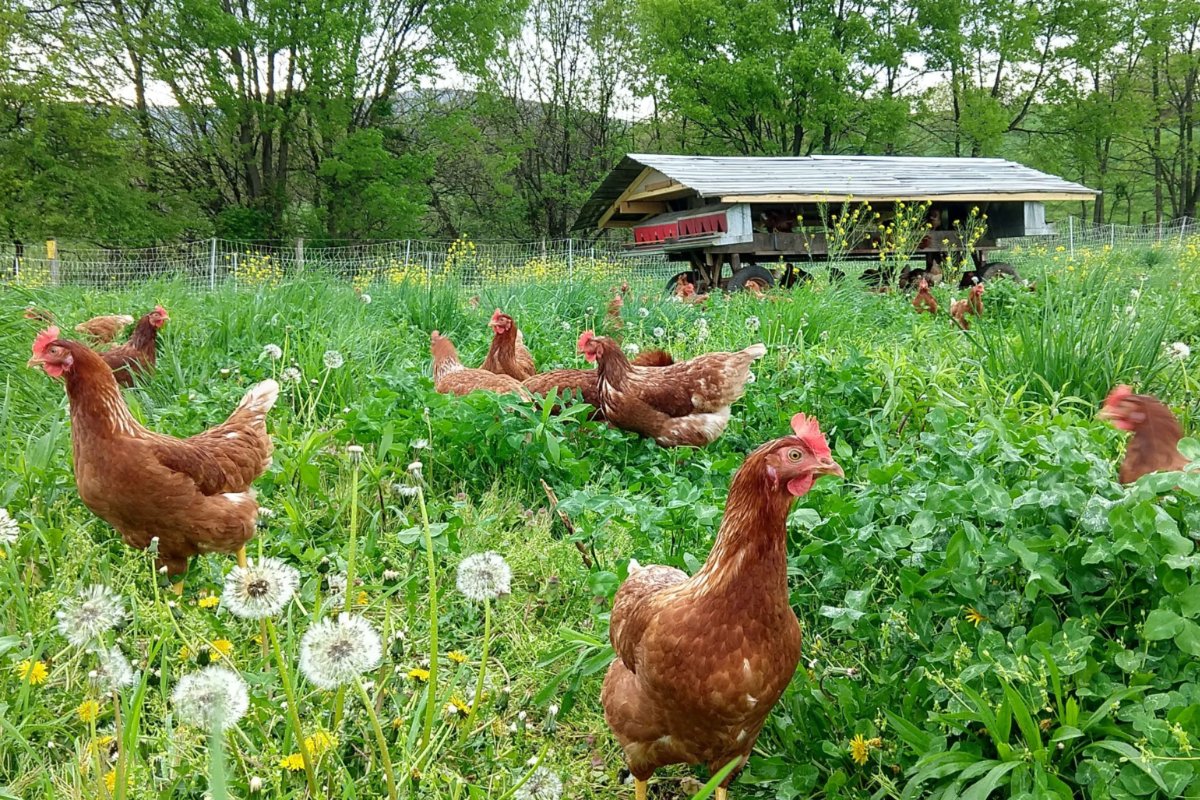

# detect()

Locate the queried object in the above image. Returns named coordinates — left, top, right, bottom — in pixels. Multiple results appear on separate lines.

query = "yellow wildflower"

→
left=447, top=650, right=468, bottom=664
left=444, top=696, right=471, bottom=717
left=850, top=734, right=871, bottom=765
left=407, top=668, right=430, bottom=681
left=307, top=730, right=335, bottom=756
left=210, top=639, right=234, bottom=660
left=198, top=595, right=220, bottom=609
left=355, top=591, right=368, bottom=606
left=179, top=645, right=191, bottom=660
left=16, top=659, right=48, bottom=685
left=391, top=716, right=405, bottom=729
left=78, top=699, right=101, bottom=723
left=279, top=753, right=305, bottom=771
left=965, top=608, right=987, bottom=626
left=105, top=769, right=116, bottom=792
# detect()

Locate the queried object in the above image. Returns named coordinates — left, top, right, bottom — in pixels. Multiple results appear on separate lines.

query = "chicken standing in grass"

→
left=578, top=331, right=763, bottom=447
left=432, top=330, right=531, bottom=399
left=1099, top=384, right=1190, bottom=483
left=103, top=305, right=169, bottom=386
left=523, top=349, right=676, bottom=416
left=602, top=414, right=843, bottom=800
left=76, top=314, right=135, bottom=344
left=966, top=283, right=984, bottom=317
left=28, top=327, right=277, bottom=591
left=912, top=278, right=938, bottom=315
left=949, top=299, right=970, bottom=330
left=480, top=310, right=536, bottom=381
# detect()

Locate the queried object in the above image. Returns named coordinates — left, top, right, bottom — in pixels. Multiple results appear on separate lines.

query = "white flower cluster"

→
left=456, top=552, right=512, bottom=602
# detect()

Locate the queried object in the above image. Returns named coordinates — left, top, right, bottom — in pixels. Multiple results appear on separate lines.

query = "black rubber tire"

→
left=665, top=270, right=699, bottom=294
left=982, top=262, right=1022, bottom=282
left=726, top=264, right=776, bottom=292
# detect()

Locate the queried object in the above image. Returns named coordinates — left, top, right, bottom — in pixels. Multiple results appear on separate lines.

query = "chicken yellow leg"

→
left=171, top=580, right=185, bottom=596
left=236, top=547, right=248, bottom=567
left=635, top=779, right=647, bottom=800
left=716, top=789, right=728, bottom=800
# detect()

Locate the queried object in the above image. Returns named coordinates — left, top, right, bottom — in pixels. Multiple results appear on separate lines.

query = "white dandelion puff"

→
left=56, top=585, right=126, bottom=647
left=0, top=508, right=17, bottom=547
left=347, top=444, right=364, bottom=464
left=326, top=573, right=347, bottom=603
left=652, top=327, right=665, bottom=339
left=393, top=484, right=421, bottom=498
left=696, top=316, right=709, bottom=328
left=514, top=766, right=563, bottom=800
left=407, top=461, right=423, bottom=480
left=360, top=293, right=372, bottom=304
left=585, top=306, right=595, bottom=315
left=746, top=316, right=761, bottom=332
left=456, top=552, right=512, bottom=602
left=91, top=645, right=138, bottom=694
left=696, top=327, right=709, bottom=342
left=411, top=439, right=429, bottom=450
left=323, top=350, right=345, bottom=370
left=1169, top=342, right=1191, bottom=360
left=171, top=665, right=249, bottom=732
left=560, top=322, right=571, bottom=331
left=638, top=307, right=650, bottom=318
left=299, top=613, right=383, bottom=690
left=281, top=367, right=302, bottom=384
left=1130, top=288, right=1141, bottom=300
left=261, top=344, right=282, bottom=360
left=747, top=371, right=756, bottom=383
left=221, top=558, right=299, bottom=620
left=623, top=343, right=640, bottom=356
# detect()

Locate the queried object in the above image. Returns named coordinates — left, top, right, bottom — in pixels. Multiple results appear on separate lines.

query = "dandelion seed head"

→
left=1170, top=341, right=1191, bottom=360
left=360, top=294, right=372, bottom=305
left=393, top=484, right=420, bottom=498
left=456, top=552, right=512, bottom=602
left=347, top=444, right=364, bottom=463
left=171, top=665, right=249, bottom=732
left=514, top=766, right=563, bottom=800
left=221, top=558, right=299, bottom=620
left=57, top=585, right=126, bottom=647
left=560, top=321, right=571, bottom=331
left=638, top=307, right=650, bottom=318
left=326, top=573, right=347, bottom=602
left=299, top=613, right=383, bottom=690
left=407, top=461, right=423, bottom=480
left=652, top=327, right=665, bottom=339
left=91, top=646, right=138, bottom=694
left=623, top=343, right=639, bottom=356
left=411, top=439, right=429, bottom=450
left=323, top=350, right=345, bottom=370
left=746, top=316, right=761, bottom=332
left=281, top=367, right=302, bottom=383
left=0, top=508, right=18, bottom=546
left=261, top=344, right=282, bottom=360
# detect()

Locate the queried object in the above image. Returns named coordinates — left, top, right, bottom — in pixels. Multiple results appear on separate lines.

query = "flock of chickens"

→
left=19, top=288, right=1194, bottom=800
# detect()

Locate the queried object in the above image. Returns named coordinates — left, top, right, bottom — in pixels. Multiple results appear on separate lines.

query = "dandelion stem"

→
left=354, top=678, right=398, bottom=800
left=344, top=458, right=360, bottom=615
left=463, top=598, right=491, bottom=738
left=113, top=693, right=126, bottom=800
left=417, top=486, right=438, bottom=749
left=266, top=618, right=319, bottom=797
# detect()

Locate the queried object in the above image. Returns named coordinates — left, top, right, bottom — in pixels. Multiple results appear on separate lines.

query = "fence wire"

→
left=2, top=217, right=1196, bottom=292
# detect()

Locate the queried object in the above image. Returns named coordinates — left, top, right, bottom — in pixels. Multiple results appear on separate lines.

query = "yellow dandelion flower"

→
left=78, top=699, right=101, bottom=723
left=355, top=591, right=368, bottom=606
left=447, top=650, right=468, bottom=664
left=407, top=668, right=430, bottom=681
left=105, top=769, right=116, bottom=792
left=16, top=660, right=48, bottom=685
left=306, top=730, right=335, bottom=756
left=179, top=645, right=192, bottom=660
left=391, top=716, right=405, bottom=729
left=965, top=608, right=987, bottom=626
left=198, top=595, right=220, bottom=609
left=850, top=734, right=871, bottom=765
left=444, top=696, right=471, bottom=717
left=279, top=753, right=305, bottom=771
left=210, top=639, right=234, bottom=660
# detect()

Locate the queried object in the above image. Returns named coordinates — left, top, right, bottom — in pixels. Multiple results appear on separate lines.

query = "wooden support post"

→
left=295, top=238, right=305, bottom=273
left=47, top=239, right=59, bottom=285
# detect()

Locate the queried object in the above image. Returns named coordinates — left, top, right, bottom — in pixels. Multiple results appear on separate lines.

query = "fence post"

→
left=425, top=251, right=432, bottom=285
left=209, top=237, right=217, bottom=290
left=47, top=238, right=59, bottom=285
left=232, top=251, right=239, bottom=289
left=404, top=239, right=412, bottom=267
left=1110, top=223, right=1115, bottom=248
left=1068, top=217, right=1074, bottom=258
left=1181, top=218, right=1190, bottom=246
left=568, top=238, right=574, bottom=281
left=295, top=238, right=305, bottom=273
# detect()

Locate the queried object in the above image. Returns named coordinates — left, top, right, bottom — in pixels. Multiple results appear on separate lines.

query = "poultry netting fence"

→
left=1, top=217, right=1197, bottom=293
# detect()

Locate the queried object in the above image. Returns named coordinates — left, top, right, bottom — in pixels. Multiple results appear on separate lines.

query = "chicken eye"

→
left=787, top=448, right=803, bottom=462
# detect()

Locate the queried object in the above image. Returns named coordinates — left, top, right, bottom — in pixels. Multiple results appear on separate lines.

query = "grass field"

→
left=2, top=245, right=1200, bottom=800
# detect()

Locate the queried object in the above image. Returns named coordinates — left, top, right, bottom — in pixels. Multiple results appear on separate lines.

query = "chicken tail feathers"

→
left=743, top=343, right=767, bottom=360
left=238, top=379, right=280, bottom=415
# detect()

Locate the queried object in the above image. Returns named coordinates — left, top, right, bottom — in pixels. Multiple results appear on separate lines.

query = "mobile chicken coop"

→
left=573, top=154, right=1098, bottom=292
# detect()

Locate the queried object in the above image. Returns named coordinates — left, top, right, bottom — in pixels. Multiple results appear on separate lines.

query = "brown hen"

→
left=578, top=331, right=763, bottom=447
left=912, top=279, right=938, bottom=315
left=602, top=414, right=843, bottom=800
left=76, top=314, right=136, bottom=344
left=432, top=331, right=531, bottom=399
left=522, top=349, right=676, bottom=416
left=1099, top=385, right=1190, bottom=483
left=480, top=310, right=536, bottom=381
left=28, top=327, right=277, bottom=589
left=103, top=306, right=168, bottom=386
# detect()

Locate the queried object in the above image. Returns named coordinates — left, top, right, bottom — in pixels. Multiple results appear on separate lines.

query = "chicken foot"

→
left=716, top=789, right=728, bottom=800
left=237, top=547, right=248, bottom=568
left=635, top=778, right=647, bottom=800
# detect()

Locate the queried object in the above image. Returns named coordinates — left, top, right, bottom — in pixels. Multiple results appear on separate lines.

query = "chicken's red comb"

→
left=490, top=308, right=504, bottom=323
left=1103, top=384, right=1134, bottom=408
left=790, top=413, right=832, bottom=458
left=577, top=330, right=595, bottom=352
left=154, top=305, right=167, bottom=314
left=33, top=326, right=61, bottom=358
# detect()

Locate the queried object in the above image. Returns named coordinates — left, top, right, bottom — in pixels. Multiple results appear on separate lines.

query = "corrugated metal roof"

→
left=573, top=153, right=1098, bottom=230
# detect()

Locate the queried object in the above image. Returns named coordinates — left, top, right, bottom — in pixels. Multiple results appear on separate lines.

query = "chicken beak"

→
left=1096, top=406, right=1117, bottom=422
left=27, top=356, right=44, bottom=368
left=814, top=458, right=844, bottom=478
